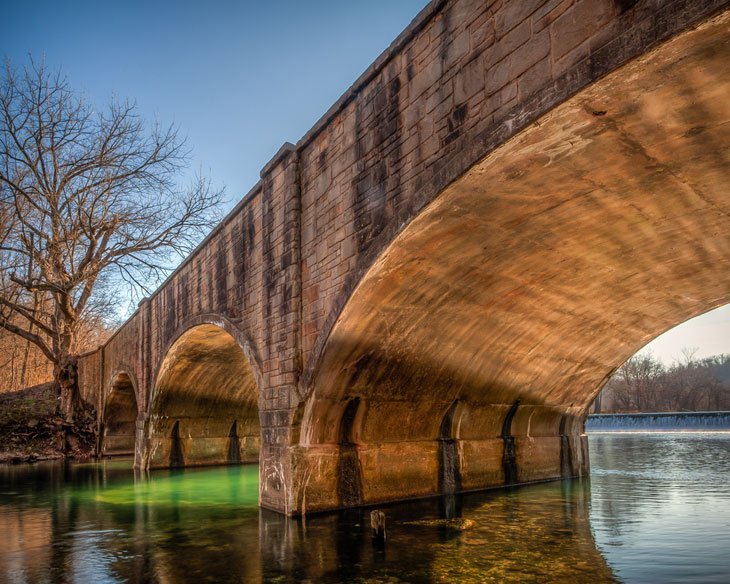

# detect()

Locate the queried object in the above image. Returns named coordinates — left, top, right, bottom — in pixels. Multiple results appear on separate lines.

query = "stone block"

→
left=551, top=0, right=618, bottom=60
left=486, top=29, right=550, bottom=95
left=454, top=53, right=487, bottom=103
left=495, top=0, right=545, bottom=37
left=518, top=55, right=552, bottom=100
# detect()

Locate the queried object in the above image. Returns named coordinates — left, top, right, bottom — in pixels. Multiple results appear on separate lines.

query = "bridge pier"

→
left=269, top=402, right=589, bottom=516
left=134, top=415, right=146, bottom=469
left=207, top=391, right=596, bottom=516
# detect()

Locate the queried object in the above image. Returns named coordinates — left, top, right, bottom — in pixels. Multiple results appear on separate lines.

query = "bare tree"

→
left=601, top=351, right=665, bottom=412
left=596, top=349, right=730, bottom=413
left=0, top=59, right=224, bottom=420
left=664, top=350, right=727, bottom=411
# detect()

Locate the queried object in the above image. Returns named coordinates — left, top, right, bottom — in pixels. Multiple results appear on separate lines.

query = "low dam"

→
left=586, top=411, right=730, bottom=432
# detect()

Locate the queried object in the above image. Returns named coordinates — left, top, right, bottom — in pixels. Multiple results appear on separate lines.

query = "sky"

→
left=1, top=0, right=727, bottom=364
left=640, top=305, right=729, bottom=365
left=1, top=0, right=429, bottom=198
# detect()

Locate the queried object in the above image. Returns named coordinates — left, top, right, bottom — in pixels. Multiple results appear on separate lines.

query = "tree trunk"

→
left=593, top=391, right=603, bottom=413
left=55, top=355, right=81, bottom=423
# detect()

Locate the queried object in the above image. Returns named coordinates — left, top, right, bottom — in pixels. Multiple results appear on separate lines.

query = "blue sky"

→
left=1, top=0, right=429, bottom=198
left=2, top=0, right=726, bottom=364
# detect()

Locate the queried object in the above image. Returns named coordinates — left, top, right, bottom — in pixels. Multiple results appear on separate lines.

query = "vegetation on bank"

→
left=0, top=383, right=96, bottom=463
left=593, top=352, right=730, bottom=413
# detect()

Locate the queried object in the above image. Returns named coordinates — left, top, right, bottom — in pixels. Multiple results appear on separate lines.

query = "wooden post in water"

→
left=371, top=509, right=386, bottom=544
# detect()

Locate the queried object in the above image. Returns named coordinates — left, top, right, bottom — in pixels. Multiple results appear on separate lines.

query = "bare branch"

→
left=0, top=57, right=225, bottom=415
left=0, top=316, right=54, bottom=361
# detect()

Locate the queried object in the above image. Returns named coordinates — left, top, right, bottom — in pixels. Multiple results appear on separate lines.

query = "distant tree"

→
left=0, top=325, right=53, bottom=391
left=665, top=351, right=728, bottom=411
left=0, top=59, right=223, bottom=420
left=612, top=352, right=664, bottom=412
left=597, top=349, right=730, bottom=413
left=706, top=354, right=730, bottom=410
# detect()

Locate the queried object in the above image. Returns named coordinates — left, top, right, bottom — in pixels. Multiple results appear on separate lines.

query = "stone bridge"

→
left=77, top=0, right=730, bottom=515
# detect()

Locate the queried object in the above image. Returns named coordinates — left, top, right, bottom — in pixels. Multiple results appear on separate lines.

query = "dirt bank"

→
left=0, top=383, right=97, bottom=463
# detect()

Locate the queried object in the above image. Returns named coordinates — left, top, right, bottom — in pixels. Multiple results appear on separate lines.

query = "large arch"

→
left=143, top=322, right=261, bottom=469
left=297, top=12, right=730, bottom=509
left=101, top=371, right=139, bottom=456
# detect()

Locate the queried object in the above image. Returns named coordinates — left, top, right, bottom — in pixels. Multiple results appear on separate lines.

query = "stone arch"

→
left=143, top=318, right=261, bottom=469
left=297, top=19, right=730, bottom=509
left=152, top=313, right=263, bottom=396
left=101, top=369, right=139, bottom=456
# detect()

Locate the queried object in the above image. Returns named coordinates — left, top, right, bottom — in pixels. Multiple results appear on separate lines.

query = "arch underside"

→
left=299, top=14, right=730, bottom=509
left=145, top=324, right=260, bottom=469
left=103, top=373, right=138, bottom=456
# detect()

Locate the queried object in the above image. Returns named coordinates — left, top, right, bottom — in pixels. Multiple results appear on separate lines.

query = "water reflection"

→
left=1, top=434, right=728, bottom=583
left=589, top=434, right=730, bottom=584
left=0, top=460, right=614, bottom=583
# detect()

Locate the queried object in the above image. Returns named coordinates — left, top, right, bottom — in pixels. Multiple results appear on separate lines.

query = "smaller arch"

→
left=501, top=400, right=521, bottom=486
left=559, top=413, right=574, bottom=479
left=228, top=420, right=242, bottom=464
left=144, top=321, right=261, bottom=470
left=101, top=371, right=139, bottom=457
left=170, top=420, right=184, bottom=468
left=152, top=314, right=263, bottom=401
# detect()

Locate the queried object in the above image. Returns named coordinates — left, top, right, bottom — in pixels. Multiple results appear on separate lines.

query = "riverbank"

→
left=0, top=383, right=96, bottom=463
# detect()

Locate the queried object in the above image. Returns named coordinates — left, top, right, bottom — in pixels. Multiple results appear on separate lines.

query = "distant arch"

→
left=101, top=370, right=139, bottom=456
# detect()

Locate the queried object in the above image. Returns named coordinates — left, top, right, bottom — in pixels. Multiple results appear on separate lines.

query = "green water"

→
left=1, top=434, right=728, bottom=583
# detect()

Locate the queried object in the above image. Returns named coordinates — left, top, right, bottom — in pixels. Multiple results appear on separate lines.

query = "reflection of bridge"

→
left=78, top=0, right=730, bottom=515
left=0, top=463, right=614, bottom=582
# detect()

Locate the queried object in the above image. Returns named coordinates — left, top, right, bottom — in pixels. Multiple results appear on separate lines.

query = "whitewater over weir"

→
left=586, top=411, right=730, bottom=433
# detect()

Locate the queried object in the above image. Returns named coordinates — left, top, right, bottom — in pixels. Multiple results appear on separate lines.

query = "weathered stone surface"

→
left=77, top=1, right=730, bottom=514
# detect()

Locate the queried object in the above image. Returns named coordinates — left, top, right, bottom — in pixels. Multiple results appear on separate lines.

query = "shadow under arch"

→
left=101, top=370, right=139, bottom=456
left=154, top=313, right=264, bottom=392
left=297, top=15, right=730, bottom=511
left=143, top=320, right=261, bottom=469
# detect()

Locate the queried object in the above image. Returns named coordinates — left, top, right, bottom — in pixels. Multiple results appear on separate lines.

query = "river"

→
left=1, top=433, right=728, bottom=583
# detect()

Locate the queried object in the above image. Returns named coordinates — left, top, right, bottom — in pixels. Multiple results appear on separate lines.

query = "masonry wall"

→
left=77, top=349, right=102, bottom=406
left=144, top=187, right=264, bottom=379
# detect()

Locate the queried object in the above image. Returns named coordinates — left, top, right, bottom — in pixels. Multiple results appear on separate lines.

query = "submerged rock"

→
left=404, top=517, right=475, bottom=531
